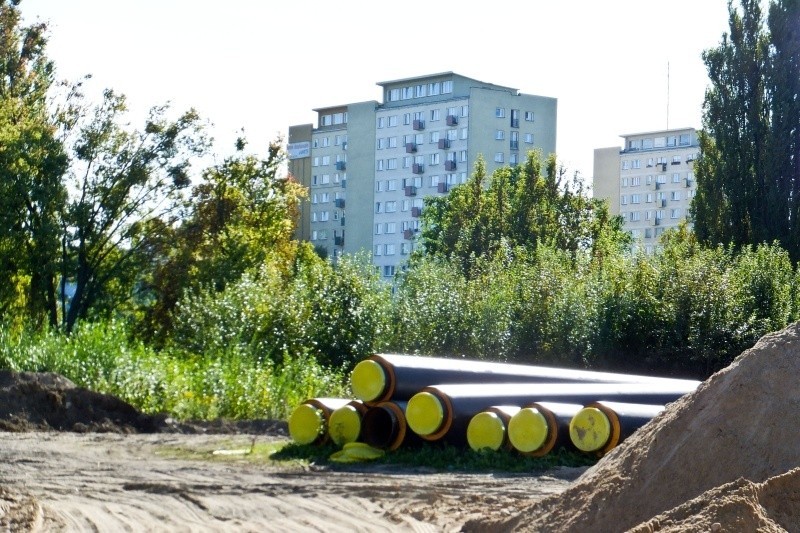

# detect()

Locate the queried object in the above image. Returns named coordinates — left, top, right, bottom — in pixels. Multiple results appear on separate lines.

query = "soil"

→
left=0, top=370, right=579, bottom=532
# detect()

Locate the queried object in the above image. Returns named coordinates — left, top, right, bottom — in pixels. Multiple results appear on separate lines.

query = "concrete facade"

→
left=290, top=72, right=557, bottom=277
left=593, top=127, right=700, bottom=253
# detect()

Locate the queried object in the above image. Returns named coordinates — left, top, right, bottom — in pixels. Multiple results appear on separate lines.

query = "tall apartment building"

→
left=593, top=127, right=700, bottom=253
left=288, top=72, right=557, bottom=278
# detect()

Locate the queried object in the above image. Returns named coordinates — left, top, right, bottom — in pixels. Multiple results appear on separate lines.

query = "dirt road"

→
left=0, top=431, right=580, bottom=532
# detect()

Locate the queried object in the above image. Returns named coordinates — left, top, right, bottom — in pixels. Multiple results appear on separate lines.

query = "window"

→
left=632, top=176, right=641, bottom=186
left=430, top=175, right=439, bottom=187
left=621, top=195, right=628, bottom=205
left=430, top=153, right=440, bottom=165
left=386, top=201, right=397, bottom=213
left=312, top=193, right=318, bottom=204
left=335, top=134, right=347, bottom=146
left=430, top=109, right=440, bottom=121
left=415, top=133, right=424, bottom=145
left=495, top=130, right=505, bottom=140
left=629, top=139, right=642, bottom=150
left=495, top=107, right=506, bottom=118
left=428, top=82, right=441, bottom=95
left=403, top=156, right=412, bottom=168
left=679, top=134, right=690, bottom=145
left=442, top=80, right=453, bottom=93
left=388, top=115, right=398, bottom=127
left=631, top=194, right=641, bottom=204
left=388, top=137, right=398, bottom=148
left=430, top=131, right=440, bottom=143
left=647, top=158, right=654, bottom=167
left=632, top=159, right=641, bottom=169
left=654, top=137, right=666, bottom=148
left=447, top=129, right=458, bottom=141
left=414, top=155, right=424, bottom=165
left=376, top=160, right=384, bottom=171
left=657, top=175, right=667, bottom=184
left=320, top=192, right=330, bottom=203
left=494, top=152, right=504, bottom=163
left=387, top=179, right=397, bottom=191
left=631, top=211, right=641, bottom=221
left=401, top=199, right=410, bottom=211
left=672, top=173, right=681, bottom=183
left=373, top=244, right=382, bottom=256
left=383, top=265, right=395, bottom=277
left=524, top=111, right=534, bottom=122
left=388, top=89, right=400, bottom=102
left=401, top=86, right=413, bottom=100
left=646, top=210, right=653, bottom=220
left=671, top=191, right=681, bottom=201
left=671, top=208, right=681, bottom=219
left=509, top=153, right=518, bottom=165
left=312, top=156, right=320, bottom=167
left=319, top=211, right=329, bottom=222
left=667, top=136, right=677, bottom=147
left=401, top=242, right=411, bottom=255
left=642, top=138, right=654, bottom=149
left=377, top=117, right=385, bottom=129
left=461, top=128, right=468, bottom=140
left=403, top=113, right=411, bottom=125
left=387, top=158, right=397, bottom=170
left=621, top=177, right=629, bottom=187
left=622, top=161, right=630, bottom=170
left=460, top=150, right=468, bottom=162
left=320, top=174, right=330, bottom=184
left=386, top=222, right=396, bottom=234
left=524, top=133, right=534, bottom=144
left=646, top=193, right=654, bottom=203
left=375, top=202, right=382, bottom=214
left=447, top=106, right=458, bottom=117
left=461, top=105, right=469, bottom=117
left=415, top=84, right=426, bottom=98
left=377, top=138, right=385, bottom=150
left=385, top=244, right=396, bottom=255
left=375, top=181, right=384, bottom=193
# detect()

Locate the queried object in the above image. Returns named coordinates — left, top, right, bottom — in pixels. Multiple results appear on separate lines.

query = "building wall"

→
left=288, top=124, right=313, bottom=242
left=292, top=72, right=558, bottom=277
left=593, top=128, right=699, bottom=253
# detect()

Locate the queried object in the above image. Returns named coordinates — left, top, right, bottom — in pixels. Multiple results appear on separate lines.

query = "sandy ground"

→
left=0, top=430, right=581, bottom=532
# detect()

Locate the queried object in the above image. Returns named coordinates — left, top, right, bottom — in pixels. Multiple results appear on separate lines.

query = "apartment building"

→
left=288, top=72, right=557, bottom=277
left=593, top=127, right=699, bottom=253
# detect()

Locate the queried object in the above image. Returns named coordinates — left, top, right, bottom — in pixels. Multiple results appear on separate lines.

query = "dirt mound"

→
left=479, top=321, right=800, bottom=532
left=0, top=370, right=287, bottom=436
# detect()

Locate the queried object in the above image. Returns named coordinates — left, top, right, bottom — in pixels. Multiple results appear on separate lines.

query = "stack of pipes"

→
left=288, top=354, right=700, bottom=457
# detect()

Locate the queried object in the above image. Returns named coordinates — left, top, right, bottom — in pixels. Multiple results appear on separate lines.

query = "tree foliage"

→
left=693, top=0, right=800, bottom=260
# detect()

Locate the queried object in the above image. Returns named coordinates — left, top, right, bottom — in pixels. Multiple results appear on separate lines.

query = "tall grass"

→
left=0, top=320, right=348, bottom=420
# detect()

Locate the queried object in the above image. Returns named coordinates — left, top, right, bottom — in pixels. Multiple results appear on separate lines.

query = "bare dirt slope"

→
left=0, top=370, right=578, bottom=532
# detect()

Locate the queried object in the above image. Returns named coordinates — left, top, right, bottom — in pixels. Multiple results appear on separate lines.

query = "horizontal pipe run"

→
left=569, top=401, right=665, bottom=455
left=327, top=400, right=368, bottom=447
left=288, top=398, right=354, bottom=445
left=508, top=402, right=584, bottom=457
left=351, top=353, right=700, bottom=405
left=405, top=381, right=697, bottom=444
left=466, top=405, right=521, bottom=452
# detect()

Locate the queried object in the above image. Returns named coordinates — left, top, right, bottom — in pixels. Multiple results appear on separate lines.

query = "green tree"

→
left=62, top=89, right=208, bottom=332
left=693, top=0, right=800, bottom=260
left=0, top=0, right=68, bottom=328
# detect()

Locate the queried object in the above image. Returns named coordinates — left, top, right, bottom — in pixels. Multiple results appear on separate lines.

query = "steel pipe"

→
left=466, top=406, right=521, bottom=452
left=351, top=353, right=700, bottom=405
left=359, top=401, right=424, bottom=451
left=288, top=397, right=353, bottom=445
left=508, top=402, right=584, bottom=457
left=569, top=401, right=665, bottom=455
left=405, top=382, right=697, bottom=444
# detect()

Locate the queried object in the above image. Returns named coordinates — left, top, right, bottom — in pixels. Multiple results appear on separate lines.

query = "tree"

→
left=693, top=0, right=800, bottom=260
left=61, top=89, right=208, bottom=332
left=0, top=0, right=68, bottom=327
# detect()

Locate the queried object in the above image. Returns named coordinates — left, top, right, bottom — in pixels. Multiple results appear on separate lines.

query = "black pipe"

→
left=508, top=402, right=584, bottom=457
left=360, top=401, right=425, bottom=451
left=350, top=353, right=700, bottom=405
left=569, top=401, right=665, bottom=455
left=405, top=381, right=697, bottom=445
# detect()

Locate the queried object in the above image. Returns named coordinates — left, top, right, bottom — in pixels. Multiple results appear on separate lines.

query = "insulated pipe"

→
left=466, top=406, right=521, bottom=452
left=405, top=381, right=697, bottom=444
left=288, top=398, right=353, bottom=445
left=327, top=400, right=368, bottom=447
left=351, top=353, right=700, bottom=405
left=508, top=402, right=584, bottom=457
left=359, top=401, right=424, bottom=451
left=569, top=401, right=665, bottom=455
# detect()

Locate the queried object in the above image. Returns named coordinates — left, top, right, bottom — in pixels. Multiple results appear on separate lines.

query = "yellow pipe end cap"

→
left=350, top=360, right=386, bottom=402
left=467, top=412, right=506, bottom=451
left=288, top=403, right=325, bottom=445
left=570, top=406, right=612, bottom=452
left=406, top=392, right=444, bottom=436
left=508, top=407, right=549, bottom=453
left=329, top=442, right=385, bottom=463
left=328, top=405, right=362, bottom=446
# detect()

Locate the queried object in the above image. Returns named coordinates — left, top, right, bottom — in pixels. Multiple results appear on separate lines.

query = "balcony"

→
left=510, top=140, right=519, bottom=151
left=660, top=162, right=667, bottom=171
left=438, top=138, right=450, bottom=150
left=405, top=143, right=417, bottom=153
left=334, top=236, right=344, bottom=246
left=654, top=218, right=661, bottom=226
left=411, top=206, right=422, bottom=218
left=444, top=160, right=457, bottom=171
left=334, top=198, right=346, bottom=209
left=340, top=217, right=345, bottom=226
left=405, top=185, right=417, bottom=197
left=655, top=182, right=661, bottom=190
left=335, top=161, right=346, bottom=171
left=685, top=179, right=693, bottom=188
left=413, top=119, right=425, bottom=131
left=437, top=182, right=449, bottom=193
left=412, top=163, right=424, bottom=174
left=403, top=229, right=415, bottom=240
left=446, top=115, right=458, bottom=126
left=510, top=118, right=519, bottom=128
left=661, top=199, right=667, bottom=207
left=341, top=179, right=346, bottom=188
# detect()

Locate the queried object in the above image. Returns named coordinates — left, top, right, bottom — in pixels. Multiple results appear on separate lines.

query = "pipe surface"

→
left=288, top=397, right=353, bottom=445
left=351, top=353, right=700, bottom=405
left=508, top=402, right=584, bottom=457
left=466, top=405, right=521, bottom=452
left=405, top=381, right=696, bottom=444
left=569, top=401, right=665, bottom=455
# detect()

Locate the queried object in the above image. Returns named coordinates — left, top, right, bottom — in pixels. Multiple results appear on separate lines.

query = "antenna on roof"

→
left=666, top=61, right=670, bottom=131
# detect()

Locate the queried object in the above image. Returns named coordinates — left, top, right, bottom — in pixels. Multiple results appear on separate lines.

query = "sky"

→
left=20, top=0, right=734, bottom=182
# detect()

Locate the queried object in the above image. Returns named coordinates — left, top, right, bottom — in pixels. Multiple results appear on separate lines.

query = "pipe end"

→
left=328, top=405, right=362, bottom=446
left=467, top=411, right=506, bottom=451
left=569, top=406, right=611, bottom=452
left=350, top=360, right=387, bottom=402
left=406, top=392, right=444, bottom=437
left=508, top=407, right=549, bottom=453
left=288, top=403, right=325, bottom=445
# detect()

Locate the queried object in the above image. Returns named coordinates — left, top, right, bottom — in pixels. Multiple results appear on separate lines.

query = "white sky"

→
left=21, top=0, right=733, bottom=182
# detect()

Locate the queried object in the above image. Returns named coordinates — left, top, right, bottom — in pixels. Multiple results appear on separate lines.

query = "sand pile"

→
left=473, top=321, right=800, bottom=532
